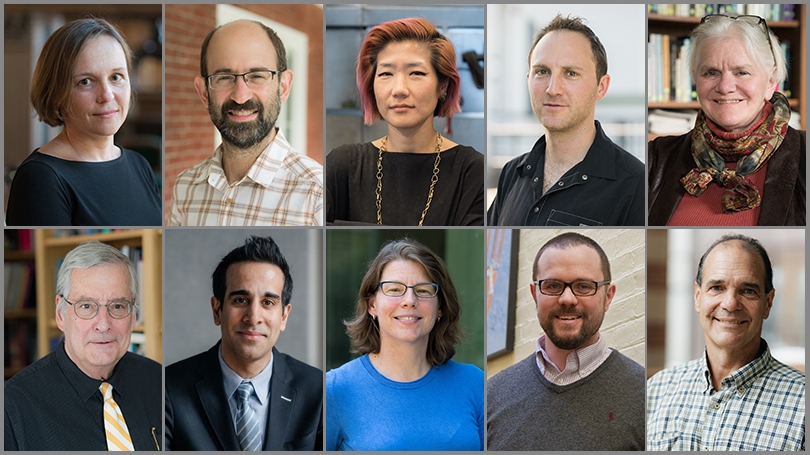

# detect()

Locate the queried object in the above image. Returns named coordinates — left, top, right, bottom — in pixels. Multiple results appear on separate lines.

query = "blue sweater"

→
left=326, top=355, right=484, bottom=451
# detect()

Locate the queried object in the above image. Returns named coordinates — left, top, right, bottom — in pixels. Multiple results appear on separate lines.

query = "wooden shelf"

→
left=649, top=12, right=800, bottom=28
left=4, top=309, right=37, bottom=319
left=4, top=250, right=35, bottom=261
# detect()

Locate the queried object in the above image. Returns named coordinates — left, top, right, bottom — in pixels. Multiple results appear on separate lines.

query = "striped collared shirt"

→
left=169, top=129, right=323, bottom=226
left=535, top=333, right=612, bottom=386
left=647, top=340, right=805, bottom=451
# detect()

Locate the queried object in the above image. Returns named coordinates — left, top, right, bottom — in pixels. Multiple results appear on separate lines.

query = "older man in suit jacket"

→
left=164, top=236, right=322, bottom=451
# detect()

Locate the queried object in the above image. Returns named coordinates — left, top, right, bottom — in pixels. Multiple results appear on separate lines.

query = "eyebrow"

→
left=704, top=278, right=762, bottom=291
left=73, top=67, right=127, bottom=78
left=377, top=62, right=429, bottom=69
left=227, top=289, right=281, bottom=299
left=210, top=66, right=273, bottom=75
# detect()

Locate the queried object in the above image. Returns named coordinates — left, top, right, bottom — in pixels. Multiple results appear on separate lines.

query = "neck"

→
left=64, top=345, right=114, bottom=380
left=370, top=340, right=431, bottom=382
left=382, top=122, right=439, bottom=153
left=220, top=128, right=277, bottom=184
left=52, top=128, right=119, bottom=162
left=224, top=350, right=272, bottom=380
left=705, top=337, right=762, bottom=391
left=544, top=119, right=597, bottom=167
left=542, top=332, right=599, bottom=371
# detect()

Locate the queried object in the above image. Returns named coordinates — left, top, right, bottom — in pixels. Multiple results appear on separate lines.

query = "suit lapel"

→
left=264, top=348, right=296, bottom=450
left=196, top=344, right=241, bottom=451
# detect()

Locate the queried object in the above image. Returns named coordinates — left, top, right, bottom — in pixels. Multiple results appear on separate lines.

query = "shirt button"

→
left=582, top=174, right=588, bottom=180
left=533, top=177, right=539, bottom=183
left=526, top=164, right=532, bottom=170
left=533, top=207, right=539, bottom=213
left=557, top=181, right=564, bottom=186
left=712, top=402, right=720, bottom=409
left=225, top=198, right=233, bottom=205
left=737, top=387, right=745, bottom=393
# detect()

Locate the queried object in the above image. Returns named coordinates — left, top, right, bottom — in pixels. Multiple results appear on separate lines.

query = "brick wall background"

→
left=163, top=4, right=323, bottom=219
left=487, top=229, right=646, bottom=378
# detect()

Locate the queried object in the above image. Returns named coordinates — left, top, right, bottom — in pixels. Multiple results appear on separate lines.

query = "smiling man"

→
left=165, top=236, right=323, bottom=451
left=487, top=14, right=644, bottom=226
left=487, top=232, right=645, bottom=451
left=647, top=234, right=805, bottom=451
left=169, top=20, right=323, bottom=226
left=4, top=241, right=162, bottom=451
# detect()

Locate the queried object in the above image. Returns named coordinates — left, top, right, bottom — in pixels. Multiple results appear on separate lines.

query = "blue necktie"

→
left=235, top=381, right=262, bottom=451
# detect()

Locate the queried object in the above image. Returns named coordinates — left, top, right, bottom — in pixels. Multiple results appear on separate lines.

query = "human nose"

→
left=716, top=72, right=736, bottom=93
left=230, top=75, right=254, bottom=104
left=242, top=299, right=265, bottom=325
left=96, top=81, right=115, bottom=104
left=556, top=284, right=579, bottom=305
left=392, top=74, right=409, bottom=97
left=718, top=289, right=743, bottom=311
left=93, top=306, right=113, bottom=331
left=399, top=287, right=419, bottom=306
left=546, top=72, right=564, bottom=96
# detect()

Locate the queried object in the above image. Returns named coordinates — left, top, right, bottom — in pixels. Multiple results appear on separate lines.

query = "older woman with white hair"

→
left=648, top=14, right=805, bottom=226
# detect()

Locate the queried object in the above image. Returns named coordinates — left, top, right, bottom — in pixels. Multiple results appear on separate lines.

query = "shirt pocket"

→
left=545, top=209, right=604, bottom=226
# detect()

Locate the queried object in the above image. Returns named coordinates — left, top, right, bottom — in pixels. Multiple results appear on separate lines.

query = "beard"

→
left=208, top=86, right=281, bottom=149
left=539, top=297, right=606, bottom=351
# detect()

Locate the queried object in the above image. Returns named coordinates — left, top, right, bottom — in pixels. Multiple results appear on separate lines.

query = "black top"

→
left=487, top=121, right=645, bottom=226
left=4, top=341, right=163, bottom=451
left=326, top=143, right=485, bottom=226
left=6, top=148, right=162, bottom=226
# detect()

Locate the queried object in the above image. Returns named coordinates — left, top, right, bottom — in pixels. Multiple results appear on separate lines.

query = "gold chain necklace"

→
left=376, top=132, right=442, bottom=226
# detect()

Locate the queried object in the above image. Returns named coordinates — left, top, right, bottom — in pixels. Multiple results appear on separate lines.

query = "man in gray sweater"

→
left=486, top=232, right=645, bottom=450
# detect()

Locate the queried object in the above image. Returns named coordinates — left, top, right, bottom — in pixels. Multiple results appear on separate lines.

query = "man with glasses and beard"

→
left=169, top=20, right=323, bottom=226
left=486, top=232, right=644, bottom=451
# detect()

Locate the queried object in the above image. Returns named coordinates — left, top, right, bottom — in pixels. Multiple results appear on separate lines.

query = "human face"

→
left=194, top=21, right=293, bottom=150
left=368, top=260, right=442, bottom=351
left=373, top=40, right=445, bottom=133
left=55, top=263, right=135, bottom=380
left=695, top=37, right=777, bottom=134
left=64, top=35, right=130, bottom=141
left=527, top=31, right=609, bottom=134
left=694, top=241, right=773, bottom=358
left=212, top=261, right=290, bottom=377
left=531, top=245, right=615, bottom=351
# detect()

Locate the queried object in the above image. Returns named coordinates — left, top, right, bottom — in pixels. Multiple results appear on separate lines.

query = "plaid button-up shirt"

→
left=169, top=129, right=323, bottom=226
left=647, top=340, right=805, bottom=451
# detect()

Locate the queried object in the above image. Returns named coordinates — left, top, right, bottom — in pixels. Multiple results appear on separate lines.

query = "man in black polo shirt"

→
left=4, top=241, right=162, bottom=450
left=487, top=14, right=644, bottom=226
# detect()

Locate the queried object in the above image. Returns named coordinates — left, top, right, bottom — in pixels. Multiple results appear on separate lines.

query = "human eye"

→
left=248, top=72, right=269, bottom=81
left=414, top=284, right=436, bottom=297
left=541, top=280, right=563, bottom=293
left=534, top=68, right=549, bottom=76
left=573, top=281, right=596, bottom=294
left=212, top=74, right=233, bottom=84
left=231, top=296, right=249, bottom=306
left=410, top=70, right=427, bottom=76
left=382, top=282, right=405, bottom=295
left=76, top=78, right=95, bottom=89
left=566, top=70, right=579, bottom=77
left=76, top=300, right=96, bottom=310
left=262, top=298, right=277, bottom=307
left=740, top=288, right=759, bottom=297
left=110, top=73, right=127, bottom=84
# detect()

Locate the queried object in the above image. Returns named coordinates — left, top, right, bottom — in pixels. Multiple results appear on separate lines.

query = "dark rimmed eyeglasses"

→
left=206, top=70, right=280, bottom=90
left=378, top=281, right=440, bottom=298
left=700, top=14, right=776, bottom=65
left=62, top=296, right=134, bottom=319
left=532, top=279, right=610, bottom=297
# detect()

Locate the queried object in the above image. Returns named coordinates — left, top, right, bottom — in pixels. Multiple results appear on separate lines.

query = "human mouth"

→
left=390, top=104, right=414, bottom=112
left=714, top=317, right=747, bottom=325
left=239, top=330, right=267, bottom=340
left=394, top=315, right=422, bottom=324
left=94, top=110, right=118, bottom=119
left=228, top=109, right=258, bottom=121
left=714, top=99, right=743, bottom=105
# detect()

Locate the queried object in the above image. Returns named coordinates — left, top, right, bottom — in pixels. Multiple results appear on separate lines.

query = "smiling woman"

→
left=325, top=18, right=484, bottom=226
left=6, top=18, right=162, bottom=227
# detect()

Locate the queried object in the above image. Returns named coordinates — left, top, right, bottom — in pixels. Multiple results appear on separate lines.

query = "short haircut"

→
left=696, top=234, right=774, bottom=293
left=199, top=20, right=287, bottom=77
left=30, top=17, right=134, bottom=127
left=356, top=17, right=462, bottom=125
left=345, top=238, right=462, bottom=366
left=56, top=241, right=139, bottom=314
left=527, top=13, right=608, bottom=81
left=212, top=236, right=293, bottom=309
left=688, top=14, right=787, bottom=85
left=532, top=232, right=612, bottom=283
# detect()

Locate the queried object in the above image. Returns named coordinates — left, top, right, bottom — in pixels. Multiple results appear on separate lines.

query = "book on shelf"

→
left=4, top=262, right=36, bottom=311
left=129, top=332, right=146, bottom=356
left=4, top=319, right=37, bottom=369
left=649, top=4, right=795, bottom=21
left=649, top=109, right=699, bottom=136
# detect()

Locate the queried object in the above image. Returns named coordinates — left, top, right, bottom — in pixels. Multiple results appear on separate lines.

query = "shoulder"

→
left=451, top=145, right=484, bottom=162
left=14, top=152, right=62, bottom=178
left=437, top=360, right=484, bottom=382
left=649, top=132, right=691, bottom=162
left=601, top=138, right=644, bottom=177
left=647, top=357, right=702, bottom=388
left=275, top=350, right=323, bottom=382
left=174, top=155, right=215, bottom=186
left=4, top=351, right=58, bottom=396
left=120, top=148, right=151, bottom=167
left=487, top=354, right=535, bottom=388
left=326, top=356, right=366, bottom=390
left=764, top=356, right=806, bottom=388
left=166, top=348, right=213, bottom=382
left=328, top=143, right=372, bottom=157
left=609, top=350, right=646, bottom=378
left=280, top=147, right=324, bottom=185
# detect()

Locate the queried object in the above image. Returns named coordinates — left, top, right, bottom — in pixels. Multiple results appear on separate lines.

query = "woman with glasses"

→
left=326, top=238, right=484, bottom=450
left=325, top=18, right=484, bottom=226
left=6, top=18, right=161, bottom=226
left=648, top=14, right=805, bottom=226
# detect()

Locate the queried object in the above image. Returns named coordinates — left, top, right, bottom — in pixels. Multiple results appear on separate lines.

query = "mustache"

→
left=549, top=309, right=587, bottom=319
left=220, top=99, right=262, bottom=117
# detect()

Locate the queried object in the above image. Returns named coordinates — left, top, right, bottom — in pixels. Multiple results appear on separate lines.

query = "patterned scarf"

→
left=680, top=92, right=790, bottom=212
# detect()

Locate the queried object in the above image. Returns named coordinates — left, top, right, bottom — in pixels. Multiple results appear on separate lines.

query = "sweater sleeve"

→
left=6, top=160, right=73, bottom=226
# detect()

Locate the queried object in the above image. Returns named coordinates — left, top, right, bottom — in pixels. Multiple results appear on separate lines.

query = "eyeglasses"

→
left=206, top=70, right=280, bottom=90
left=62, top=296, right=134, bottom=319
left=532, top=279, right=610, bottom=297
left=378, top=281, right=440, bottom=298
left=700, top=14, right=776, bottom=65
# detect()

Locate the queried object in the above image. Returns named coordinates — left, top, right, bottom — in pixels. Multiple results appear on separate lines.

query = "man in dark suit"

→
left=165, top=236, right=322, bottom=450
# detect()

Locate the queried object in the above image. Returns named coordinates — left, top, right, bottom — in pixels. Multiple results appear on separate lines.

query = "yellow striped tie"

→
left=100, top=382, right=134, bottom=451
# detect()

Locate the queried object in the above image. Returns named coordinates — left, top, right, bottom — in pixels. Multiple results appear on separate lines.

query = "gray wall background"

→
left=163, top=229, right=323, bottom=368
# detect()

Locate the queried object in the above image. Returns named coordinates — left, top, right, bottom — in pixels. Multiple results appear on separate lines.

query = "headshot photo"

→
left=324, top=4, right=485, bottom=226
left=162, top=229, right=323, bottom=450
left=486, top=4, right=646, bottom=227
left=325, top=229, right=484, bottom=450
left=164, top=4, right=324, bottom=226
left=4, top=229, right=163, bottom=450
left=648, top=5, right=806, bottom=226
left=486, top=228, right=646, bottom=450
left=4, top=4, right=163, bottom=226
left=646, top=229, right=805, bottom=450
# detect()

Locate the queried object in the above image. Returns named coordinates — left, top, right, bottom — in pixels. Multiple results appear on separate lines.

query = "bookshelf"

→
left=648, top=4, right=806, bottom=139
left=33, top=229, right=163, bottom=363
left=4, top=230, right=37, bottom=380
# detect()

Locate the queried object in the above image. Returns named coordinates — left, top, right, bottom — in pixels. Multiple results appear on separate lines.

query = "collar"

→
left=55, top=339, right=126, bottom=402
left=699, top=339, right=773, bottom=393
left=515, top=120, right=619, bottom=181
left=188, top=127, right=292, bottom=189
left=218, top=344, right=274, bottom=406
left=535, top=333, right=609, bottom=377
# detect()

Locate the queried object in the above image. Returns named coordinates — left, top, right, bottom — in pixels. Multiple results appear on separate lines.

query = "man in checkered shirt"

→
left=169, top=20, right=323, bottom=226
left=647, top=234, right=805, bottom=451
